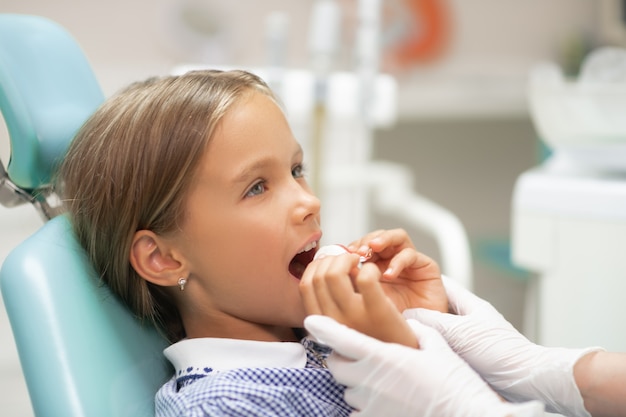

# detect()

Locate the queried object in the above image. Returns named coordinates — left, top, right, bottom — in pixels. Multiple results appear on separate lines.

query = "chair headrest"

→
left=0, top=14, right=104, bottom=191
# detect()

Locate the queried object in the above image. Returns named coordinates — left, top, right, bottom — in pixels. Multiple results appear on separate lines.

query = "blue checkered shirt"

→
left=155, top=338, right=353, bottom=416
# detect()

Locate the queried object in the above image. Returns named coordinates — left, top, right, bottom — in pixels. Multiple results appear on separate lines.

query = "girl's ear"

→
left=130, top=230, right=187, bottom=287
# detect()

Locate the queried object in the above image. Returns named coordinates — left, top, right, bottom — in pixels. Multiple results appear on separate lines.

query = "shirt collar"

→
left=164, top=337, right=308, bottom=375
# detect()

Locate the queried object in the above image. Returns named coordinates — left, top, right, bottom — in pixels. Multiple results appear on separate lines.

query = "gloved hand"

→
left=404, top=276, right=603, bottom=417
left=304, top=314, right=544, bottom=417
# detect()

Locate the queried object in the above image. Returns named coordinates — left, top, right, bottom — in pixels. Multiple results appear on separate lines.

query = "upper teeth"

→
left=298, top=241, right=318, bottom=254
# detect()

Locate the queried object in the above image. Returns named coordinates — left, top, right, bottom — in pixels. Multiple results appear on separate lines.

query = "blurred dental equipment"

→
left=355, top=0, right=381, bottom=126
left=512, top=47, right=626, bottom=351
left=305, top=0, right=472, bottom=288
left=308, top=0, right=341, bottom=196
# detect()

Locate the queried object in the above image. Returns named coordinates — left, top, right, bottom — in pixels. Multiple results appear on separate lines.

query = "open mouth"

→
left=289, top=241, right=318, bottom=279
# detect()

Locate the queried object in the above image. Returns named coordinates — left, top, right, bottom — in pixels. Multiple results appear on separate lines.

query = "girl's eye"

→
left=245, top=181, right=266, bottom=198
left=292, top=163, right=305, bottom=179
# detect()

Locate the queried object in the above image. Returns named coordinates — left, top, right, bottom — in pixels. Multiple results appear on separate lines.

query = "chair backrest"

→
left=0, top=14, right=172, bottom=417
left=1, top=215, right=172, bottom=417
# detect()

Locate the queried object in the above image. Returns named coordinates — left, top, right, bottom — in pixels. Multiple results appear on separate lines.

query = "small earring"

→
left=178, top=277, right=187, bottom=291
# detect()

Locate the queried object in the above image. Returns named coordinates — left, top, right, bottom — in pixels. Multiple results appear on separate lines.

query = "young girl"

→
left=56, top=69, right=447, bottom=416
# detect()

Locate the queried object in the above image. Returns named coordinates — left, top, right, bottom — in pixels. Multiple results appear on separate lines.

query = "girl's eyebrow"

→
left=232, top=145, right=304, bottom=185
left=233, top=157, right=273, bottom=184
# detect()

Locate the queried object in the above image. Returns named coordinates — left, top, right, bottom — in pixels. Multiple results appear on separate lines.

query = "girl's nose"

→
left=292, top=182, right=321, bottom=223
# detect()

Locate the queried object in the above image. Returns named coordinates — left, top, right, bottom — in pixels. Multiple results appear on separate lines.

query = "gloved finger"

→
left=405, top=318, right=450, bottom=350
left=403, top=307, right=452, bottom=335
left=303, top=314, right=380, bottom=361
left=326, top=349, right=373, bottom=388
left=405, top=305, right=500, bottom=343
left=441, top=275, right=492, bottom=315
left=443, top=276, right=513, bottom=324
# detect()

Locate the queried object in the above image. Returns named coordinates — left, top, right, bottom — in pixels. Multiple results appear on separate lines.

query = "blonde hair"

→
left=56, top=70, right=276, bottom=342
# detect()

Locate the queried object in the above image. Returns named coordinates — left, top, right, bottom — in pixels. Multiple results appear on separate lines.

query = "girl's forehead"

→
left=213, top=93, right=292, bottom=148
left=195, top=93, right=300, bottom=178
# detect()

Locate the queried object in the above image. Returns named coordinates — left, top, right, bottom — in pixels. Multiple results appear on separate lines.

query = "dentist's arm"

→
left=405, top=277, right=609, bottom=417
left=574, top=350, right=626, bottom=417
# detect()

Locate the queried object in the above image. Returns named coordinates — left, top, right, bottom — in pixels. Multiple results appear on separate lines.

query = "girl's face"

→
left=170, top=91, right=321, bottom=342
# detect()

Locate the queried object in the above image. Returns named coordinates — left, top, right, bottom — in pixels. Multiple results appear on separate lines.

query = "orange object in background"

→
left=384, top=0, right=451, bottom=69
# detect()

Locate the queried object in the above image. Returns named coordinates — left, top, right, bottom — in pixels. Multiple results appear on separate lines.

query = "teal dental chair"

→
left=0, top=14, right=171, bottom=417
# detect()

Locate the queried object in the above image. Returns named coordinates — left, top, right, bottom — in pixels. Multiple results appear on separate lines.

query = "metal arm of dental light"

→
left=324, top=161, right=473, bottom=290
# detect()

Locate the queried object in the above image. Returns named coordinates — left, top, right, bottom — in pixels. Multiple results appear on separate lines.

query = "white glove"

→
left=404, top=276, right=603, bottom=417
left=304, top=314, right=544, bottom=417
